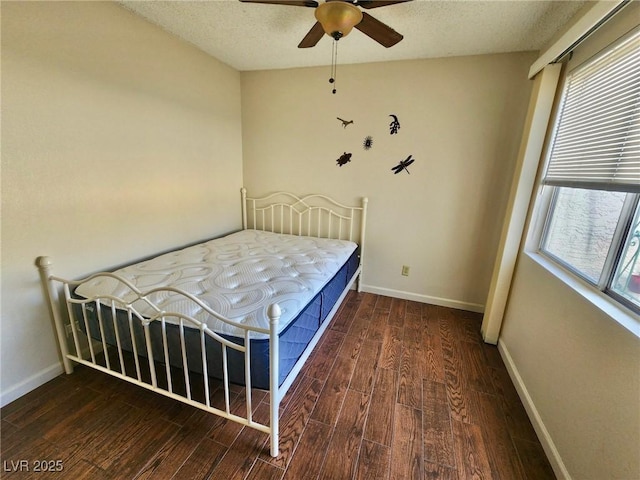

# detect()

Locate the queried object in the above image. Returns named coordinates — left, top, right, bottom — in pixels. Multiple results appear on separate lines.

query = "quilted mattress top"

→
left=74, top=229, right=357, bottom=339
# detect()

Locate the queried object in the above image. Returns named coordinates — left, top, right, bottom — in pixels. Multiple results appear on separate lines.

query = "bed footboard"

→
left=36, top=256, right=283, bottom=457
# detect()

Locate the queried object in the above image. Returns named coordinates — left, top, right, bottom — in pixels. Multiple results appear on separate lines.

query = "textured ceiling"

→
left=120, top=0, right=588, bottom=71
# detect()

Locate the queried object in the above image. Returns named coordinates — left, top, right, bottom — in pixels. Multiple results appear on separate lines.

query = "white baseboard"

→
left=0, top=362, right=63, bottom=408
left=360, top=284, right=485, bottom=313
left=497, top=339, right=571, bottom=480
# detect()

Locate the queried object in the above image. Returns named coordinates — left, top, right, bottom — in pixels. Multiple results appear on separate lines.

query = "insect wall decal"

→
left=389, top=114, right=401, bottom=135
left=337, top=117, right=354, bottom=129
left=391, top=155, right=415, bottom=174
left=363, top=136, right=373, bottom=150
left=336, top=152, right=352, bottom=167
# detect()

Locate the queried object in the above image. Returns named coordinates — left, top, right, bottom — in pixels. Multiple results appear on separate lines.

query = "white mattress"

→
left=75, top=230, right=357, bottom=339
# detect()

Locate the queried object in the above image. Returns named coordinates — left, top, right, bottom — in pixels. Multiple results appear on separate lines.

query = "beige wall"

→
left=499, top=5, right=640, bottom=479
left=241, top=53, right=536, bottom=310
left=1, top=1, right=244, bottom=404
left=502, top=257, right=640, bottom=479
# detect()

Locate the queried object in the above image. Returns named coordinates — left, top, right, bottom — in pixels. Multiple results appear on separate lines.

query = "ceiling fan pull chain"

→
left=329, top=39, right=338, bottom=94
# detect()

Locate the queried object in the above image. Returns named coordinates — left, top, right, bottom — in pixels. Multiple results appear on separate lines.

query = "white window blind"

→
left=542, top=28, right=640, bottom=193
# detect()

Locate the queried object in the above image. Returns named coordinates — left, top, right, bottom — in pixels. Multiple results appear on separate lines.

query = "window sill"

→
left=526, top=251, right=640, bottom=338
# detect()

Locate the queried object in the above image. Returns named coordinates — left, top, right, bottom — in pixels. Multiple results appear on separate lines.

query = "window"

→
left=539, top=27, right=640, bottom=313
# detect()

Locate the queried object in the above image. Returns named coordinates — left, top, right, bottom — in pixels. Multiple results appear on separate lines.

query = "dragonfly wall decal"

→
left=391, top=155, right=414, bottom=174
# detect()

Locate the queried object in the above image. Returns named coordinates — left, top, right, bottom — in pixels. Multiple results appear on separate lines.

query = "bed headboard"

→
left=241, top=188, right=368, bottom=247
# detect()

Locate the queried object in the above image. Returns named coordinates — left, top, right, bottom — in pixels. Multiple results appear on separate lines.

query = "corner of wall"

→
left=497, top=339, right=571, bottom=480
left=1, top=363, right=63, bottom=408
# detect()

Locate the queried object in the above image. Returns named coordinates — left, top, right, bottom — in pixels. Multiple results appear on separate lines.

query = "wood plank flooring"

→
left=1, top=292, right=555, bottom=479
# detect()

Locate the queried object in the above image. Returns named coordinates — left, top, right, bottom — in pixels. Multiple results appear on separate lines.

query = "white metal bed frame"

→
left=36, top=188, right=368, bottom=457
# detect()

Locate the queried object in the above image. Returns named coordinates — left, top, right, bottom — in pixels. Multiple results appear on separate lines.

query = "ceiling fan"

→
left=239, top=0, right=412, bottom=48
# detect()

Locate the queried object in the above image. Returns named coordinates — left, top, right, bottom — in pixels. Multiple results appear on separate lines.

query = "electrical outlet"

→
left=401, top=265, right=410, bottom=276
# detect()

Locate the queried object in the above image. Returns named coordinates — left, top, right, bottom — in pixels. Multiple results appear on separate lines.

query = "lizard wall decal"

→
left=337, top=117, right=354, bottom=128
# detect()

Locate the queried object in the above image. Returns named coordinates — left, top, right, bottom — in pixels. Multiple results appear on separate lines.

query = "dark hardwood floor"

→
left=1, top=292, right=555, bottom=479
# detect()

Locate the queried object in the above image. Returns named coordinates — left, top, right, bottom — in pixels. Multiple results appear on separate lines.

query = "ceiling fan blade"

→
left=239, top=0, right=318, bottom=7
left=298, top=21, right=326, bottom=48
left=357, top=0, right=412, bottom=9
left=355, top=11, right=403, bottom=47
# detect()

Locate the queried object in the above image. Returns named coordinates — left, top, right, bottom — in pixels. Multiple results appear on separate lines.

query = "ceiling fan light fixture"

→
left=315, top=1, right=363, bottom=39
